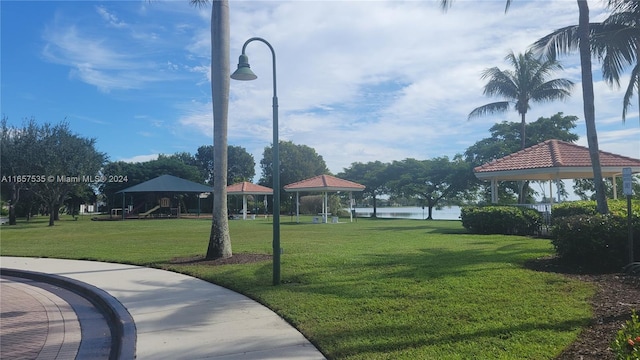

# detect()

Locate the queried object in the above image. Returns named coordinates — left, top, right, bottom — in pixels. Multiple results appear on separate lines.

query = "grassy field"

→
left=1, top=215, right=594, bottom=359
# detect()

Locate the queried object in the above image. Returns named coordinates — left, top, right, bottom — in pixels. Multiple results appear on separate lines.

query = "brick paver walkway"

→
left=0, top=277, right=80, bottom=360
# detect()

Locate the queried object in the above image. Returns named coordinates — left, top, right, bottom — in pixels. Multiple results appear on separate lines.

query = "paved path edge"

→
left=0, top=267, right=137, bottom=360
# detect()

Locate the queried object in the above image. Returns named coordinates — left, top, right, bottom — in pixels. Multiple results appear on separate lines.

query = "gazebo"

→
left=115, top=174, right=212, bottom=219
left=284, top=174, right=365, bottom=223
left=227, top=181, right=273, bottom=220
left=474, top=139, right=640, bottom=203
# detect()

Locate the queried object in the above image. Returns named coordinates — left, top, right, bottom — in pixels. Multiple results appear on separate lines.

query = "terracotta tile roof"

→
left=474, top=139, right=640, bottom=181
left=284, top=174, right=365, bottom=192
left=227, top=181, right=273, bottom=194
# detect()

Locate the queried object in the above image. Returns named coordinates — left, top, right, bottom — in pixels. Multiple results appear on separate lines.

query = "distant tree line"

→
left=3, top=112, right=635, bottom=225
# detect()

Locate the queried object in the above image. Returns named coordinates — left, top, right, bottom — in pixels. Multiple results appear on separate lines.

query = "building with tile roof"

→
left=284, top=175, right=365, bottom=223
left=227, top=182, right=273, bottom=220
left=474, top=139, right=640, bottom=203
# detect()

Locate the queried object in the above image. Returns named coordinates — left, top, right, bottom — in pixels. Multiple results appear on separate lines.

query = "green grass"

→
left=1, top=215, right=594, bottom=359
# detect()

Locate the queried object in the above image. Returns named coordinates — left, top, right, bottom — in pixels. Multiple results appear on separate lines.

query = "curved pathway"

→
left=1, top=256, right=325, bottom=360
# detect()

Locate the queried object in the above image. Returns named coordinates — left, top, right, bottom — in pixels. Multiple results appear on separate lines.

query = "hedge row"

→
left=460, top=206, right=542, bottom=236
left=460, top=201, right=639, bottom=272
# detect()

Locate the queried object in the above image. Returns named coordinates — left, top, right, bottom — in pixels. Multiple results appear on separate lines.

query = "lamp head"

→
left=230, top=54, right=257, bottom=81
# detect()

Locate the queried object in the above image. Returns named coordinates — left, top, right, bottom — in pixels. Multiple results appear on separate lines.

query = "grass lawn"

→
left=0, top=215, right=595, bottom=359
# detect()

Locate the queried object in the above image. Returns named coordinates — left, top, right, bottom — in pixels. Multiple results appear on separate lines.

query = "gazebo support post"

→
left=295, top=192, right=300, bottom=223
left=242, top=195, right=248, bottom=220
left=349, top=192, right=353, bottom=223
left=121, top=192, right=126, bottom=220
left=491, top=179, right=498, bottom=204
left=323, top=192, right=328, bottom=223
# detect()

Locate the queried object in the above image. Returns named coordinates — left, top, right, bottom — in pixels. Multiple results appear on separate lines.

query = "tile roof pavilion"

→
left=227, top=182, right=272, bottom=220
left=284, top=175, right=365, bottom=223
left=474, top=139, right=640, bottom=182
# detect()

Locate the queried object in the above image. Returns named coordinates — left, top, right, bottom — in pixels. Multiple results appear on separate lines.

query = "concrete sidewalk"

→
left=0, top=256, right=326, bottom=360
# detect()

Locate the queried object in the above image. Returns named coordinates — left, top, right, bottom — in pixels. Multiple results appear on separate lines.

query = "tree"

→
left=259, top=141, right=329, bottom=211
left=574, top=176, right=640, bottom=200
left=469, top=50, right=574, bottom=151
left=227, top=145, right=256, bottom=184
left=1, top=117, right=39, bottom=225
left=190, top=0, right=232, bottom=259
left=441, top=0, right=609, bottom=214
left=1, top=120, right=106, bottom=226
left=531, top=0, right=639, bottom=122
left=386, top=157, right=474, bottom=220
left=195, top=145, right=255, bottom=185
left=338, top=161, right=389, bottom=218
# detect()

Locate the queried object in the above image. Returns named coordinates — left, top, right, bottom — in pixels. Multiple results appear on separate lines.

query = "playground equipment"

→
left=138, top=205, right=161, bottom=218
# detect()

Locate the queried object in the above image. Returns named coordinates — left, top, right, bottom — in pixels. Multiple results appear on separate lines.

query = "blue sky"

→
left=2, top=1, right=638, bottom=187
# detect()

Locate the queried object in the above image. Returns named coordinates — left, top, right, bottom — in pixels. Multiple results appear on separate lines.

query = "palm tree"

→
left=529, top=0, right=621, bottom=214
left=441, top=0, right=609, bottom=214
left=469, top=50, right=574, bottom=151
left=531, top=0, right=639, bottom=123
left=191, top=0, right=232, bottom=259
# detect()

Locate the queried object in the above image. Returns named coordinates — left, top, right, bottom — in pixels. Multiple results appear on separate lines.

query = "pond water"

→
left=353, top=206, right=461, bottom=220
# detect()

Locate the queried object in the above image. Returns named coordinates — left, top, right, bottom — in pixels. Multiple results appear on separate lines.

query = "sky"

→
left=2, top=0, right=639, bottom=190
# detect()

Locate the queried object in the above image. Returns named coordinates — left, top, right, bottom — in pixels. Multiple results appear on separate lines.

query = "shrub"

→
left=550, top=200, right=640, bottom=272
left=551, top=200, right=640, bottom=223
left=550, top=201, right=598, bottom=222
left=551, top=213, right=640, bottom=272
left=611, top=310, right=640, bottom=360
left=460, top=206, right=542, bottom=236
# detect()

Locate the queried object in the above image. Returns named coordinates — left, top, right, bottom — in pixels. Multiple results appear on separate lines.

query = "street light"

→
left=231, top=37, right=281, bottom=285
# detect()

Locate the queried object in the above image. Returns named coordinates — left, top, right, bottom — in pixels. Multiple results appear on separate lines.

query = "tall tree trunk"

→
left=517, top=112, right=527, bottom=203
left=577, top=0, right=609, bottom=214
left=206, top=0, right=232, bottom=259
left=9, top=183, right=17, bottom=225
left=520, top=112, right=526, bottom=150
left=48, top=202, right=55, bottom=226
left=372, top=195, right=378, bottom=218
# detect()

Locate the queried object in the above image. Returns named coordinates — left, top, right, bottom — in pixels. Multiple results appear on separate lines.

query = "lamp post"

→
left=231, top=37, right=280, bottom=285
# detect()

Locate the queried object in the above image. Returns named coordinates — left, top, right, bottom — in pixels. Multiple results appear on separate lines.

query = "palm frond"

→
left=483, top=73, right=519, bottom=99
left=468, top=102, right=510, bottom=120
left=439, top=0, right=453, bottom=12
left=621, top=63, right=639, bottom=122
left=607, top=0, right=640, bottom=14
left=190, top=0, right=210, bottom=8
left=530, top=25, right=581, bottom=59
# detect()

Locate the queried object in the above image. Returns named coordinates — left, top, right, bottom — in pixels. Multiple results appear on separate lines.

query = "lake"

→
left=353, top=206, right=461, bottom=220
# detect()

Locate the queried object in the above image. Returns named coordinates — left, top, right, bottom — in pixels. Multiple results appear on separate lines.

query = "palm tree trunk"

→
left=206, top=0, right=232, bottom=259
left=518, top=112, right=527, bottom=203
left=520, top=112, right=526, bottom=150
left=577, top=0, right=608, bottom=214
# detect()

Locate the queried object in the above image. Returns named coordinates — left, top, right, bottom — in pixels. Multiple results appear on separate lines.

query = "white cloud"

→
left=118, top=154, right=159, bottom=163
left=27, top=1, right=637, bottom=179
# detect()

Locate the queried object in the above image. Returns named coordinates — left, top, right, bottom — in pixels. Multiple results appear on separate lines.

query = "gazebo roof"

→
left=116, top=174, right=212, bottom=193
left=474, top=139, right=640, bottom=181
left=284, top=174, right=366, bottom=192
left=227, top=181, right=273, bottom=195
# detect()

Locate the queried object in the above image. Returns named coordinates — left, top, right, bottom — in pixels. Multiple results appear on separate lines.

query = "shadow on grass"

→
left=360, top=218, right=470, bottom=235
left=321, top=316, right=590, bottom=359
left=281, top=243, right=553, bottom=299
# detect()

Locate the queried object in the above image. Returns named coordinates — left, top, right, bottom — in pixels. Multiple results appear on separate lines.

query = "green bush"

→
left=552, top=200, right=640, bottom=223
left=550, top=200, right=640, bottom=272
left=550, top=201, right=598, bottom=222
left=460, top=206, right=542, bottom=236
left=611, top=310, right=640, bottom=360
